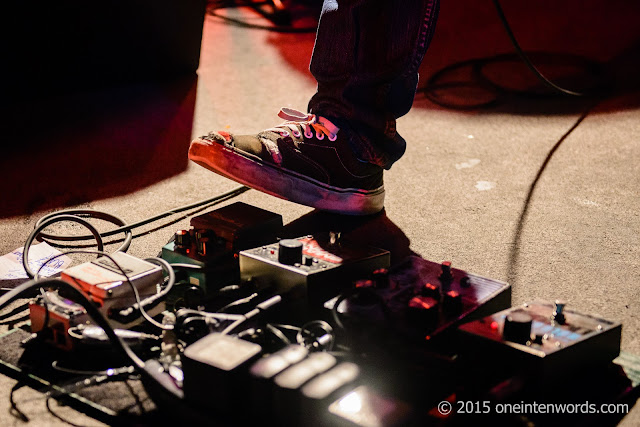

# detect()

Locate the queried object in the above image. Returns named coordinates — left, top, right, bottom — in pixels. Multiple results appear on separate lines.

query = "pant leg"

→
left=308, top=0, right=440, bottom=169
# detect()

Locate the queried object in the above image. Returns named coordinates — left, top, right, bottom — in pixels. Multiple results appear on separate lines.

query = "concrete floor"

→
left=0, top=2, right=638, bottom=425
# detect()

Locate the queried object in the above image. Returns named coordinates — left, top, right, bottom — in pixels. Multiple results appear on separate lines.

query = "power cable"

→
left=492, top=0, right=591, bottom=97
left=34, top=186, right=249, bottom=243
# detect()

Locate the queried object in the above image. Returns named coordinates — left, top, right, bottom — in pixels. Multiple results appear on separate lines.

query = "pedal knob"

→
left=552, top=300, right=566, bottom=324
left=408, top=296, right=439, bottom=329
left=278, top=239, right=303, bottom=265
left=371, top=268, right=390, bottom=289
left=421, top=282, right=441, bottom=300
left=439, top=261, right=453, bottom=285
left=443, top=290, right=463, bottom=316
left=503, top=312, right=533, bottom=344
left=460, top=276, right=471, bottom=288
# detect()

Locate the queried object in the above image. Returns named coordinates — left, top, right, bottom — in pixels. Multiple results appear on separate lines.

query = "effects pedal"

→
left=457, top=300, right=622, bottom=381
left=330, top=257, right=511, bottom=342
left=161, top=202, right=283, bottom=297
left=60, top=251, right=165, bottom=328
left=239, top=232, right=390, bottom=307
left=29, top=290, right=89, bottom=351
left=182, top=332, right=264, bottom=412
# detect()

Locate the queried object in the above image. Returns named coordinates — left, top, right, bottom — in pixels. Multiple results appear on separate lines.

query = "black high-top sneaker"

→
left=189, top=108, right=384, bottom=215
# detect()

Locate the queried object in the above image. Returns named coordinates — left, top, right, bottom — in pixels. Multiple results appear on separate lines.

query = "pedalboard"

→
left=239, top=233, right=390, bottom=307
left=9, top=196, right=637, bottom=427
left=161, top=202, right=283, bottom=296
left=457, top=300, right=622, bottom=381
left=330, top=257, right=511, bottom=342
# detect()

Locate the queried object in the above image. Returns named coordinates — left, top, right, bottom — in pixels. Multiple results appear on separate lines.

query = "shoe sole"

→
left=189, top=138, right=385, bottom=215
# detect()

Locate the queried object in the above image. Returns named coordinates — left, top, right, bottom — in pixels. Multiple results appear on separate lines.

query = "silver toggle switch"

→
left=552, top=300, right=566, bottom=324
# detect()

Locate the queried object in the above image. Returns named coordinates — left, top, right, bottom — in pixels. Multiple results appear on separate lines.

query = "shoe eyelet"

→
left=292, top=130, right=301, bottom=138
left=315, top=132, right=324, bottom=140
left=280, top=131, right=290, bottom=137
left=328, top=133, right=337, bottom=142
left=304, top=131, right=313, bottom=139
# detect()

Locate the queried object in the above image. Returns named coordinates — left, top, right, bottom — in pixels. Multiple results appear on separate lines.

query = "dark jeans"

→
left=308, top=0, right=440, bottom=169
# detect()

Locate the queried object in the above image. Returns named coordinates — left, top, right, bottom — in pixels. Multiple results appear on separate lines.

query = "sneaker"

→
left=188, top=108, right=385, bottom=215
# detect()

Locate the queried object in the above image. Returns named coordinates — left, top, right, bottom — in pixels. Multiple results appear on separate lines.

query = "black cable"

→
left=474, top=52, right=604, bottom=99
left=35, top=210, right=133, bottom=252
left=492, top=0, right=588, bottom=97
left=507, top=102, right=596, bottom=285
left=419, top=58, right=503, bottom=110
left=265, top=323, right=291, bottom=345
left=39, top=288, right=51, bottom=335
left=9, top=382, right=29, bottom=422
left=421, top=1, right=607, bottom=109
left=221, top=295, right=282, bottom=335
left=121, top=379, right=147, bottom=417
left=209, top=9, right=317, bottom=33
left=0, top=313, right=30, bottom=326
left=176, top=308, right=242, bottom=321
left=174, top=308, right=242, bottom=340
left=34, top=186, right=249, bottom=243
left=22, top=215, right=104, bottom=279
left=45, top=396, right=99, bottom=427
left=51, top=361, right=135, bottom=377
left=180, top=314, right=221, bottom=330
left=50, top=367, right=139, bottom=398
left=0, top=302, right=30, bottom=321
left=217, top=292, right=259, bottom=312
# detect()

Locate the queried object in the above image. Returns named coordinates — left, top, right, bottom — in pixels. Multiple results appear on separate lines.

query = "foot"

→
left=188, top=108, right=385, bottom=215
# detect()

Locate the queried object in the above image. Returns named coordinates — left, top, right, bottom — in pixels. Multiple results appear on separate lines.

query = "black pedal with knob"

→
left=457, top=300, right=622, bottom=381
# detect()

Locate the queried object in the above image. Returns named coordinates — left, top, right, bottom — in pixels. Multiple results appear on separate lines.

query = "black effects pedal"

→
left=457, top=300, right=622, bottom=381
